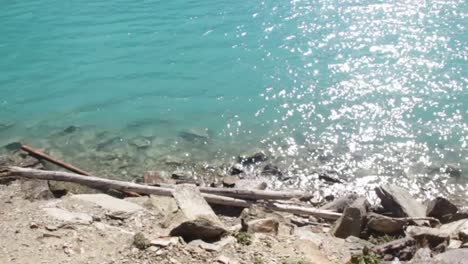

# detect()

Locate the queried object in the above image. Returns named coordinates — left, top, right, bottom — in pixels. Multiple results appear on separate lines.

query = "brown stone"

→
left=242, top=217, right=279, bottom=234
left=366, top=213, right=406, bottom=234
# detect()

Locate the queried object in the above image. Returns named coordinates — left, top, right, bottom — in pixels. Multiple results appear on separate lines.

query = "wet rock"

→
left=320, top=193, right=359, bottom=213
left=237, top=151, right=267, bottom=165
left=319, top=173, right=342, bottom=184
left=169, top=184, right=226, bottom=242
left=179, top=128, right=210, bottom=141
left=426, top=197, right=458, bottom=220
left=3, top=142, right=21, bottom=151
left=43, top=207, right=93, bottom=225
left=188, top=239, right=220, bottom=252
left=242, top=217, right=279, bottom=234
left=20, top=179, right=54, bottom=201
left=222, top=176, right=238, bottom=188
left=406, top=226, right=450, bottom=248
left=375, top=184, right=426, bottom=225
left=366, top=213, right=406, bottom=235
left=63, top=125, right=79, bottom=134
left=229, top=164, right=243, bottom=175
left=432, top=249, right=468, bottom=264
left=0, top=122, right=14, bottom=131
left=18, top=155, right=41, bottom=168
left=443, top=165, right=462, bottom=178
left=331, top=197, right=370, bottom=238
left=235, top=179, right=267, bottom=190
left=261, top=164, right=282, bottom=177
left=130, top=137, right=151, bottom=149
left=71, top=194, right=144, bottom=215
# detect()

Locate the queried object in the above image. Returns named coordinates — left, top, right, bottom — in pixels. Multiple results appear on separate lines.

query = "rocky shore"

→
left=1, top=145, right=467, bottom=264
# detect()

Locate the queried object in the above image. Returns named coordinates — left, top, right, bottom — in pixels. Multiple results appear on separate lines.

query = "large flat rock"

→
left=71, top=194, right=143, bottom=214
left=43, top=207, right=93, bottom=225
left=375, top=184, right=426, bottom=224
left=169, top=184, right=226, bottom=242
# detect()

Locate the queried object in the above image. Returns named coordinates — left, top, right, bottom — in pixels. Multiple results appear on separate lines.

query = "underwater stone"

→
left=130, top=137, right=151, bottom=149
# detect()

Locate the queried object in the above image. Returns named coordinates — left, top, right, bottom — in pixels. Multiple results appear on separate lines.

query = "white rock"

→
left=43, top=207, right=93, bottom=225
left=71, top=194, right=143, bottom=214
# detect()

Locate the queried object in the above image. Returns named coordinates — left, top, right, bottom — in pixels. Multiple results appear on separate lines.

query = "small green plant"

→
left=133, top=232, right=150, bottom=250
left=347, top=247, right=381, bottom=264
left=368, top=234, right=402, bottom=245
left=253, top=256, right=264, bottom=264
left=233, top=231, right=252, bottom=246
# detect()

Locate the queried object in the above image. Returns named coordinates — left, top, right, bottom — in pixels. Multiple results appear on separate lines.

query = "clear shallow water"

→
left=0, top=0, right=467, bottom=200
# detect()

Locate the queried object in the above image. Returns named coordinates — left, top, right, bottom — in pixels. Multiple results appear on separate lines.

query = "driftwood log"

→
left=0, top=166, right=341, bottom=220
left=1, top=166, right=312, bottom=201
left=20, top=143, right=91, bottom=176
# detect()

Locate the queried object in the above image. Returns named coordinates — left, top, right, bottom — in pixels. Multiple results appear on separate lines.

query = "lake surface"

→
left=0, top=0, right=466, bottom=201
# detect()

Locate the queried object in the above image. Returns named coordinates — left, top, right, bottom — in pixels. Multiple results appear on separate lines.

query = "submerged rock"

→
left=261, top=164, right=282, bottom=177
left=63, top=125, right=79, bottom=134
left=130, top=137, right=151, bottom=149
left=237, top=150, right=267, bottom=165
left=443, top=165, right=462, bottom=178
left=179, top=128, right=211, bottom=141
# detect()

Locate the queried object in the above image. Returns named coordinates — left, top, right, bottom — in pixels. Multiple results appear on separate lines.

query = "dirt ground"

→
left=0, top=181, right=357, bottom=264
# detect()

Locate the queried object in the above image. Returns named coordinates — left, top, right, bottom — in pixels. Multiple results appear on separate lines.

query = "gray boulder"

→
left=169, top=184, right=226, bottom=242
left=331, top=197, right=369, bottom=238
left=375, top=184, right=426, bottom=225
left=426, top=197, right=458, bottom=220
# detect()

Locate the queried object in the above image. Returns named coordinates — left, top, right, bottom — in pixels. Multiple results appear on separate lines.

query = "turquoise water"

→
left=0, top=0, right=467, bottom=199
